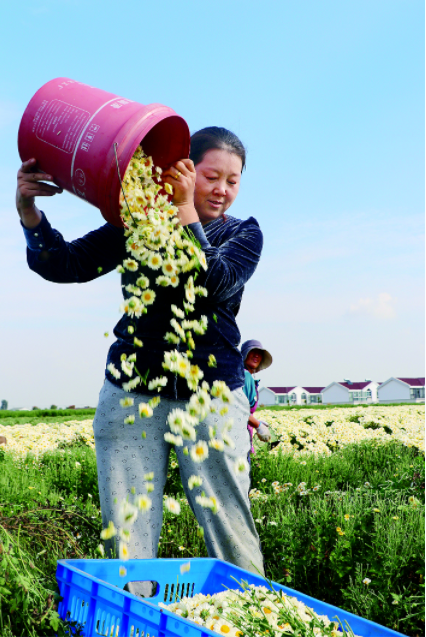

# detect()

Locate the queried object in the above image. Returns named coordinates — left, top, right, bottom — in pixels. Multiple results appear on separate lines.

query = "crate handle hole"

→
left=124, top=580, right=159, bottom=598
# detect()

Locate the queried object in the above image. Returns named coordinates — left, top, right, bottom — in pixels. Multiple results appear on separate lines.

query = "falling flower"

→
left=234, top=457, right=249, bottom=474
left=134, top=494, right=152, bottom=512
left=139, top=403, right=153, bottom=418
left=190, top=441, right=209, bottom=463
left=188, top=475, right=203, bottom=490
left=180, top=562, right=191, bottom=574
left=100, top=520, right=117, bottom=540
left=164, top=497, right=181, bottom=515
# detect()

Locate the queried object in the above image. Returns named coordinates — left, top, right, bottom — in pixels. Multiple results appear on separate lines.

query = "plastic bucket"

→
left=18, top=78, right=190, bottom=226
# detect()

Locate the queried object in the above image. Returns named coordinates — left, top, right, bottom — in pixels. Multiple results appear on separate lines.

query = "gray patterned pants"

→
left=93, top=379, right=264, bottom=577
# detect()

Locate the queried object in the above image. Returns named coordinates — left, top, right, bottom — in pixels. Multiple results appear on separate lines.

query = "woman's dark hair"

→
left=189, top=127, right=246, bottom=171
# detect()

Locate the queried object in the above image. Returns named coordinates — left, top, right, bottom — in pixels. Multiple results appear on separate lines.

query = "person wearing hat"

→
left=241, top=340, right=273, bottom=456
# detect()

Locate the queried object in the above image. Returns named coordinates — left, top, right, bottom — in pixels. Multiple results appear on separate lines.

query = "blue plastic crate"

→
left=56, top=558, right=405, bottom=637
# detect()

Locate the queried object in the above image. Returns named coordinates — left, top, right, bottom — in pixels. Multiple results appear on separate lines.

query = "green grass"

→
left=0, top=437, right=424, bottom=636
left=0, top=409, right=96, bottom=426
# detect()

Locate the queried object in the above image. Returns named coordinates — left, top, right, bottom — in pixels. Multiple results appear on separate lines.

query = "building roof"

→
left=397, top=377, right=425, bottom=387
left=302, top=387, right=325, bottom=394
left=266, top=387, right=296, bottom=394
left=340, top=382, right=371, bottom=390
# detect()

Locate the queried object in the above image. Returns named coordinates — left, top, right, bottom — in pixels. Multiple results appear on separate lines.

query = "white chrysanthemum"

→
left=190, top=440, right=209, bottom=463
left=171, top=305, right=185, bottom=319
left=107, top=363, right=121, bottom=380
left=134, top=494, right=152, bottom=512
left=209, top=439, right=224, bottom=452
left=136, top=275, right=150, bottom=289
left=188, top=475, right=203, bottom=490
left=120, top=397, right=134, bottom=408
left=164, top=496, right=181, bottom=514
left=139, top=403, right=153, bottom=418
left=147, top=252, right=163, bottom=270
left=234, top=457, right=249, bottom=474
left=148, top=376, right=168, bottom=391
left=119, top=542, right=130, bottom=561
left=121, top=360, right=134, bottom=377
left=164, top=432, right=184, bottom=446
left=170, top=318, right=186, bottom=341
left=195, top=494, right=218, bottom=513
left=123, top=258, right=138, bottom=272
left=176, top=355, right=191, bottom=377
left=167, top=408, right=187, bottom=433
left=155, top=275, right=171, bottom=287
left=124, top=415, right=135, bottom=425
left=163, top=350, right=180, bottom=372
left=119, top=528, right=131, bottom=543
left=118, top=500, right=138, bottom=527
left=123, top=376, right=141, bottom=392
left=164, top=431, right=183, bottom=447
left=162, top=259, right=178, bottom=277
left=222, top=433, right=235, bottom=449
left=164, top=332, right=180, bottom=345
left=185, top=277, right=196, bottom=303
left=141, top=289, right=156, bottom=305
left=100, top=520, right=116, bottom=540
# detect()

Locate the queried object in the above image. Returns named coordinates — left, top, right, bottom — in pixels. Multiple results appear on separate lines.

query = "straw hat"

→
left=241, top=339, right=273, bottom=373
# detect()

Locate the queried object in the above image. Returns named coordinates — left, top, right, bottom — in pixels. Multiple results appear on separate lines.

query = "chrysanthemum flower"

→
left=148, top=376, right=168, bottom=391
left=100, top=520, right=117, bottom=540
left=136, top=275, right=150, bottom=289
left=208, top=354, right=217, bottom=368
left=147, top=252, right=163, bottom=270
left=119, top=542, right=130, bottom=560
left=190, top=441, right=209, bottom=463
left=188, top=475, right=203, bottom=490
left=134, top=494, right=152, bottom=512
left=234, top=457, right=249, bottom=474
left=164, top=432, right=184, bottom=446
left=139, top=403, right=153, bottom=418
left=107, top=363, right=121, bottom=380
left=164, top=496, right=181, bottom=514
left=120, top=397, right=134, bottom=408
left=118, top=500, right=138, bottom=527
left=123, top=258, right=138, bottom=272
left=209, top=439, right=225, bottom=452
left=141, top=289, right=156, bottom=305
left=124, top=415, right=135, bottom=425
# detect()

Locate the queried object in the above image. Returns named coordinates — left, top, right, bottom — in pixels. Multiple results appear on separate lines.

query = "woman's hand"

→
left=16, top=158, right=63, bottom=228
left=162, top=159, right=199, bottom=226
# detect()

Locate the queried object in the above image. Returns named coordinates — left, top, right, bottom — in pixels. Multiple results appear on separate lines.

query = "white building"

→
left=321, top=381, right=380, bottom=404
left=258, top=386, right=324, bottom=406
left=377, top=377, right=425, bottom=403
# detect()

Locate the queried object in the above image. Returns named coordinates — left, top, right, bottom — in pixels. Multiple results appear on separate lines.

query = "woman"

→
left=241, top=340, right=273, bottom=458
left=16, top=127, right=264, bottom=577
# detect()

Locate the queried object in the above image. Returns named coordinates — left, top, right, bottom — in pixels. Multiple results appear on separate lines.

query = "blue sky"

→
left=0, top=0, right=424, bottom=407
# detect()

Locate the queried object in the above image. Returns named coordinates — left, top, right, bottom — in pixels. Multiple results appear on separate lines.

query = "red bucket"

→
left=18, top=78, right=190, bottom=226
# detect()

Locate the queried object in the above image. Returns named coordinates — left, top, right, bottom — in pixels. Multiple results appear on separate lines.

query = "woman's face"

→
left=245, top=349, right=263, bottom=373
left=193, top=148, right=242, bottom=225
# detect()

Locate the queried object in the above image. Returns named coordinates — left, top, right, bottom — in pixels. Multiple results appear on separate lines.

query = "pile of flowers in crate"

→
left=160, top=582, right=360, bottom=637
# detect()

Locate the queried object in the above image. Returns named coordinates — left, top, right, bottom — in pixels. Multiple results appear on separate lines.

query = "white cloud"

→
left=349, top=292, right=396, bottom=319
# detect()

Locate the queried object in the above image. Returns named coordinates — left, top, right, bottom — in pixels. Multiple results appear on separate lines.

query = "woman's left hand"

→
left=162, top=159, right=199, bottom=225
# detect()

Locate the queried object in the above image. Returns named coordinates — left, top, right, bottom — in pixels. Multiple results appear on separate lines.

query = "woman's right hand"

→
left=16, top=158, right=63, bottom=228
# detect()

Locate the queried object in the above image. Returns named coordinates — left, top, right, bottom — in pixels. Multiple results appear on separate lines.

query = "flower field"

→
left=0, top=405, right=424, bottom=636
